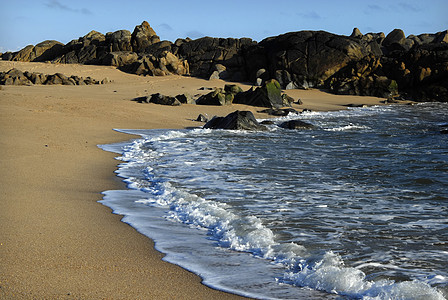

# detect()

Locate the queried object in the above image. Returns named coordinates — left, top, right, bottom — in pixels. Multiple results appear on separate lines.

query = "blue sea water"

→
left=100, top=103, right=448, bottom=299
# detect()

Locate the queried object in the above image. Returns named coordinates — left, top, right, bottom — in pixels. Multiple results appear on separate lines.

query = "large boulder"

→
left=131, top=21, right=160, bottom=52
left=203, top=111, right=266, bottom=130
left=177, top=37, right=256, bottom=78
left=9, top=40, right=64, bottom=62
left=106, top=30, right=132, bottom=52
left=234, top=79, right=284, bottom=108
left=244, top=31, right=371, bottom=88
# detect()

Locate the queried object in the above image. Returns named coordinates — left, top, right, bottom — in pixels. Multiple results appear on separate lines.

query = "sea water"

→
left=100, top=103, right=448, bottom=299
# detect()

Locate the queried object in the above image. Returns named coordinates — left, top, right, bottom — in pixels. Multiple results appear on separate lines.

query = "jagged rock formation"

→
left=2, top=22, right=447, bottom=102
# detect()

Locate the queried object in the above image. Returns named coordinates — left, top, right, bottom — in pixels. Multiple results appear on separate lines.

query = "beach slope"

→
left=0, top=61, right=385, bottom=298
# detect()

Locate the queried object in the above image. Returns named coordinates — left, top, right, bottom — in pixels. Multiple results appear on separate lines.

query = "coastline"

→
left=0, top=61, right=390, bottom=298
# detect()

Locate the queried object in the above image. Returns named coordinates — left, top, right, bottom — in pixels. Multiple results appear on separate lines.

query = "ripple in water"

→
left=100, top=103, right=448, bottom=299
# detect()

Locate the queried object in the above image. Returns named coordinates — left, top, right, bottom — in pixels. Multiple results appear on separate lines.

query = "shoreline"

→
left=0, top=61, right=393, bottom=299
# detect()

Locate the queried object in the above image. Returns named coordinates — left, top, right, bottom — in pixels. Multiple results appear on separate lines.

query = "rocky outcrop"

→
left=0, top=68, right=105, bottom=86
left=203, top=111, right=266, bottom=130
left=2, top=22, right=447, bottom=101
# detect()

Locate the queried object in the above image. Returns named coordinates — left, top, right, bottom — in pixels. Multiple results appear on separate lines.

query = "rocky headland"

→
left=2, top=21, right=447, bottom=102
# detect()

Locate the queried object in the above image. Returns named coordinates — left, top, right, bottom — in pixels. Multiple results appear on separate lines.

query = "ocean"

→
left=99, top=103, right=448, bottom=300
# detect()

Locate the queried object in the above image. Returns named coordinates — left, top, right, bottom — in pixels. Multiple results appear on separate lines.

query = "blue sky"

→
left=1, top=0, right=447, bottom=52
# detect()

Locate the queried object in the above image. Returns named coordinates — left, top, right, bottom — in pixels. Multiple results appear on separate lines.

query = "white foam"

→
left=102, top=127, right=448, bottom=300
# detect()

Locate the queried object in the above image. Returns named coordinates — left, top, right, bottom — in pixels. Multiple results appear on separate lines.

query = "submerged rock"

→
left=279, top=120, right=314, bottom=130
left=203, top=110, right=266, bottom=131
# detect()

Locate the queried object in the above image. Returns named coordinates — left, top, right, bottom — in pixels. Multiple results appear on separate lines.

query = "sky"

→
left=1, top=0, right=447, bottom=53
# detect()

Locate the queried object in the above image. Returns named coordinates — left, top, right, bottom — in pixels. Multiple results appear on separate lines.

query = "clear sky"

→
left=1, top=0, right=447, bottom=52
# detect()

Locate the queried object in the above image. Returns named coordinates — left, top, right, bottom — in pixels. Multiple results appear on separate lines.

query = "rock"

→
left=383, top=29, right=406, bottom=47
left=258, top=108, right=299, bottom=116
left=285, top=81, right=299, bottom=90
left=131, top=21, right=160, bottom=52
left=351, top=28, right=363, bottom=38
left=82, top=30, right=106, bottom=46
left=260, top=120, right=275, bottom=125
left=0, top=68, right=31, bottom=85
left=234, top=79, right=283, bottom=108
left=148, top=93, right=181, bottom=106
left=196, top=88, right=227, bottom=105
left=224, top=84, right=243, bottom=95
left=196, top=114, right=209, bottom=122
left=101, top=51, right=139, bottom=67
left=281, top=94, right=295, bottom=107
left=177, top=36, right=256, bottom=78
left=279, top=120, right=314, bottom=130
left=8, top=40, right=64, bottom=62
left=209, top=71, right=220, bottom=80
left=106, top=30, right=132, bottom=52
left=244, top=31, right=370, bottom=89
left=203, top=111, right=266, bottom=130
left=209, top=64, right=229, bottom=80
left=175, top=93, right=195, bottom=104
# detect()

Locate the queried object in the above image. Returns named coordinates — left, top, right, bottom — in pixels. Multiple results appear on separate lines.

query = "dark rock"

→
left=7, top=40, right=64, bottom=62
left=259, top=108, right=299, bottom=116
left=175, top=93, right=195, bottom=104
left=106, top=30, right=132, bottom=52
left=131, top=21, right=160, bottom=52
left=203, top=110, right=266, bottom=131
left=196, top=114, right=209, bottom=122
left=244, top=31, right=369, bottom=89
left=149, top=93, right=181, bottom=106
left=383, top=29, right=406, bottom=47
left=177, top=37, right=256, bottom=78
left=101, top=51, right=139, bottom=67
left=234, top=79, right=283, bottom=108
left=196, top=88, right=227, bottom=105
left=279, top=120, right=315, bottom=130
left=351, top=28, right=363, bottom=38
left=0, top=68, right=31, bottom=85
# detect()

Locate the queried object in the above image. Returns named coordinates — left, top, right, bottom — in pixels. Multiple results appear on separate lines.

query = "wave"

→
left=108, top=132, right=446, bottom=300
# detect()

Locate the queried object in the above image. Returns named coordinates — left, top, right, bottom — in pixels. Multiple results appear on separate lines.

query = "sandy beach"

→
left=0, top=61, right=388, bottom=299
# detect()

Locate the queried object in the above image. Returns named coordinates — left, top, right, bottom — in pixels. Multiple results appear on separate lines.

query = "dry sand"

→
left=0, top=61, right=389, bottom=299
